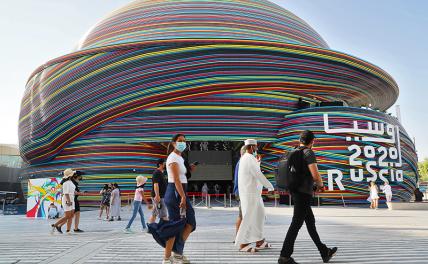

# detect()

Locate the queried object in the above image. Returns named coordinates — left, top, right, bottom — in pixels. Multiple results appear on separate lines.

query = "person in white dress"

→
left=235, top=139, right=274, bottom=253
left=369, top=181, right=380, bottom=209
left=381, top=180, right=392, bottom=209
left=109, top=183, right=121, bottom=221
left=51, top=168, right=76, bottom=234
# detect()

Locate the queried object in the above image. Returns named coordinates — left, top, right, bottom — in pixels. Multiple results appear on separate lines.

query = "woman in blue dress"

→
left=148, top=134, right=196, bottom=264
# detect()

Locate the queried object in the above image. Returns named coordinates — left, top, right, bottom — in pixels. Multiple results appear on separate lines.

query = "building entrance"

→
left=185, top=141, right=242, bottom=194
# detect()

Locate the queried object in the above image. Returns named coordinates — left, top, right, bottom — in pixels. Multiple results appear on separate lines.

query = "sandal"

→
left=256, top=241, right=272, bottom=250
left=239, top=244, right=258, bottom=253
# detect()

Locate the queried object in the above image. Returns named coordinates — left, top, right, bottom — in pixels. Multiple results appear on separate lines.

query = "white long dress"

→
left=110, top=188, right=121, bottom=217
left=235, top=153, right=274, bottom=246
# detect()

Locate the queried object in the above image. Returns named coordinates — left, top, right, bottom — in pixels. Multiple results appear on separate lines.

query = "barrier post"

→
left=224, top=194, right=227, bottom=208
left=229, top=193, right=232, bottom=207
left=193, top=195, right=195, bottom=206
left=274, top=191, right=278, bottom=207
left=318, top=193, right=320, bottom=208
left=289, top=193, right=292, bottom=208
left=208, top=195, right=211, bottom=208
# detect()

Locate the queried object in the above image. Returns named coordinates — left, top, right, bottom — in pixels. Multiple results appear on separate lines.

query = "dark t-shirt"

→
left=297, top=148, right=317, bottom=196
left=151, top=169, right=167, bottom=198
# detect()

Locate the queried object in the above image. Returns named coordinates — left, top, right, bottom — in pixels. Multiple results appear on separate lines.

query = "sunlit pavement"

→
left=0, top=204, right=427, bottom=263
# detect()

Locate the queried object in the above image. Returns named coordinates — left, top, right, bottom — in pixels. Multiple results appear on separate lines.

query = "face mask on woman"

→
left=175, top=142, right=187, bottom=152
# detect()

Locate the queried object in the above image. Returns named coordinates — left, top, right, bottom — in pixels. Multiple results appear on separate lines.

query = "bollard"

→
left=289, top=193, right=292, bottom=208
left=318, top=194, right=320, bottom=208
left=224, top=194, right=227, bottom=208
left=229, top=193, right=232, bottom=208
left=193, top=195, right=195, bottom=207
left=274, top=192, right=278, bottom=207
left=208, top=195, right=211, bottom=208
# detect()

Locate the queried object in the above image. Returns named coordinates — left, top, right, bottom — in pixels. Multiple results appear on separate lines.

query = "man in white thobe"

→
left=235, top=139, right=274, bottom=252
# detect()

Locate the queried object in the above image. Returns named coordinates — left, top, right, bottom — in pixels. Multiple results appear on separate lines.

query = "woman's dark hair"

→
left=157, top=158, right=165, bottom=168
left=167, top=134, right=186, bottom=154
left=113, top=183, right=119, bottom=189
left=103, top=184, right=109, bottom=190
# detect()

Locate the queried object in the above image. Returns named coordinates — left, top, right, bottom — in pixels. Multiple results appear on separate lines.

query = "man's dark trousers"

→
left=280, top=191, right=327, bottom=257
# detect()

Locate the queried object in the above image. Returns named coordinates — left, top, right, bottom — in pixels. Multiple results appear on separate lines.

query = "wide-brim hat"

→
left=63, top=168, right=76, bottom=179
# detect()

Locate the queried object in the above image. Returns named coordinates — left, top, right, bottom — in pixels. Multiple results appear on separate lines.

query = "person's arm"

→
left=110, top=190, right=115, bottom=203
left=170, top=162, right=187, bottom=208
left=63, top=183, right=72, bottom=205
left=154, top=183, right=160, bottom=203
left=308, top=164, right=324, bottom=189
left=251, top=158, right=274, bottom=191
left=140, top=188, right=151, bottom=207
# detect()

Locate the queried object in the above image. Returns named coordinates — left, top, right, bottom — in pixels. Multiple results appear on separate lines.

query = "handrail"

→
left=316, top=192, right=346, bottom=207
left=0, top=191, right=18, bottom=194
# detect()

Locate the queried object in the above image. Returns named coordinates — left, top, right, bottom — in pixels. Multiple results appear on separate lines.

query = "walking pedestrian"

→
left=233, top=146, right=246, bottom=237
left=109, top=183, right=122, bottom=221
left=202, top=183, right=209, bottom=205
left=124, top=176, right=152, bottom=233
left=369, top=181, right=379, bottom=209
left=68, top=172, right=85, bottom=232
left=148, top=134, right=196, bottom=264
left=235, top=139, right=274, bottom=253
left=98, top=184, right=111, bottom=220
left=381, top=180, right=392, bottom=209
left=51, top=168, right=76, bottom=234
left=278, top=130, right=337, bottom=264
left=149, top=158, right=168, bottom=223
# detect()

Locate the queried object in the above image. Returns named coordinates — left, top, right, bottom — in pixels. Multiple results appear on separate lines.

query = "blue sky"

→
left=1, top=0, right=427, bottom=160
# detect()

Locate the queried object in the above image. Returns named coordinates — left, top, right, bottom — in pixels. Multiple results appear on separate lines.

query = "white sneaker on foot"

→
left=124, top=228, right=133, bottom=234
left=162, top=258, right=172, bottom=264
left=172, top=252, right=189, bottom=264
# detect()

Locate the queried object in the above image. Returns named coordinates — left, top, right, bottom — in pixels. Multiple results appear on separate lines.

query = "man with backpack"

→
left=277, top=130, right=337, bottom=264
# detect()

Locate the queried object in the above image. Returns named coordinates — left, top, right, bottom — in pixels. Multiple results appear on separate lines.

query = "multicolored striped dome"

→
left=19, top=0, right=417, bottom=205
left=77, top=0, right=329, bottom=50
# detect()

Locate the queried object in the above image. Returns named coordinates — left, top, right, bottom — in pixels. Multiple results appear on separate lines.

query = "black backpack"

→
left=276, top=147, right=307, bottom=191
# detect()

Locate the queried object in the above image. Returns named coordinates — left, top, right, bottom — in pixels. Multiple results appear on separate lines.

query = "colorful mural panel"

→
left=26, top=178, right=62, bottom=218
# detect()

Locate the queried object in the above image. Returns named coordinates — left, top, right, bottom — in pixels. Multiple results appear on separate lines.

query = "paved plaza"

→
left=0, top=204, right=427, bottom=264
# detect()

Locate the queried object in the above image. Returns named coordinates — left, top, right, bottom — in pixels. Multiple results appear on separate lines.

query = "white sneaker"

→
left=172, top=253, right=189, bottom=264
left=124, top=228, right=133, bottom=234
left=162, top=258, right=172, bottom=264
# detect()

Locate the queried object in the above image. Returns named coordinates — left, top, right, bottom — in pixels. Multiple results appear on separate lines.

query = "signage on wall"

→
left=323, top=114, right=403, bottom=191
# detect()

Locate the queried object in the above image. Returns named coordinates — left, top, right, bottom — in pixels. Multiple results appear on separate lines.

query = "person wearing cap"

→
left=148, top=158, right=168, bottom=223
left=51, top=168, right=76, bottom=234
left=124, top=175, right=152, bottom=233
left=278, top=130, right=337, bottom=264
left=234, top=139, right=274, bottom=253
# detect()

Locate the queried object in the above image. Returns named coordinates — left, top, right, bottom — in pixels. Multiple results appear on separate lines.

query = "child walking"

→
left=125, top=176, right=152, bottom=233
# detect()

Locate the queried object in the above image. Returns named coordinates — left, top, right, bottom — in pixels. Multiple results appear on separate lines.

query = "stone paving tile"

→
left=1, top=205, right=428, bottom=263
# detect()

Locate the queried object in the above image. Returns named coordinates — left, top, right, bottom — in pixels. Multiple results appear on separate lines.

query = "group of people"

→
left=368, top=180, right=393, bottom=209
left=50, top=169, right=84, bottom=234
left=232, top=131, right=337, bottom=264
left=99, top=183, right=122, bottom=221
left=53, top=129, right=428, bottom=263
left=134, top=131, right=337, bottom=264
